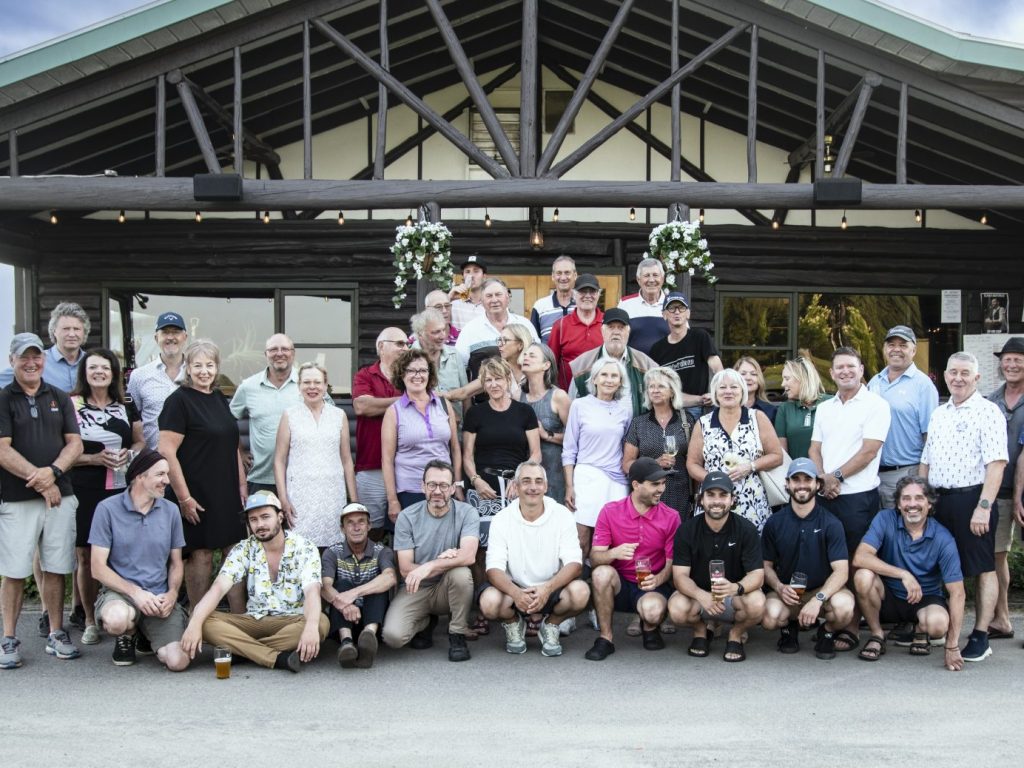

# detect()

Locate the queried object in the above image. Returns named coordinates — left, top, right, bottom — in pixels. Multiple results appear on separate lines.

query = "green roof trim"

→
left=811, top=0, right=1024, bottom=70
left=0, top=0, right=235, bottom=89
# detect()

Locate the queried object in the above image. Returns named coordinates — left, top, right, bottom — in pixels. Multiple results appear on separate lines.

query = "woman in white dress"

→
left=274, top=362, right=357, bottom=547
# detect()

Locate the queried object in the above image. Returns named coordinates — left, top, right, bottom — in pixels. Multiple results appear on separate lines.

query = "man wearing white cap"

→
left=321, top=502, right=396, bottom=669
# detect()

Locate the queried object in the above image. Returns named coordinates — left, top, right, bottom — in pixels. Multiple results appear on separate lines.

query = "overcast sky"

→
left=0, top=0, right=1023, bottom=59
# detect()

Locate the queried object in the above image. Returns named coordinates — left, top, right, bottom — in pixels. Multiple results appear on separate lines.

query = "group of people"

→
left=1, top=257, right=1022, bottom=673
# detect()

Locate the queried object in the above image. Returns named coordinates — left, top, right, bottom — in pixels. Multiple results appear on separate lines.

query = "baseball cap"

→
left=244, top=491, right=283, bottom=513
left=786, top=457, right=819, bottom=479
left=663, top=292, right=689, bottom=310
left=574, top=273, right=600, bottom=291
left=995, top=337, right=1024, bottom=357
left=700, top=470, right=735, bottom=494
left=602, top=307, right=631, bottom=326
left=340, top=502, right=371, bottom=521
left=628, top=457, right=676, bottom=485
left=156, top=312, right=186, bottom=331
left=10, top=332, right=45, bottom=356
left=884, top=325, right=915, bottom=343
left=459, top=254, right=488, bottom=272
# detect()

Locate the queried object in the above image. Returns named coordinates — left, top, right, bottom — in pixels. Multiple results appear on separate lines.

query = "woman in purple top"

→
left=381, top=349, right=461, bottom=525
left=563, top=358, right=633, bottom=558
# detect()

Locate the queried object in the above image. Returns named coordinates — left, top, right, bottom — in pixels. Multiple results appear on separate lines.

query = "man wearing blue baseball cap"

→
left=127, top=312, right=189, bottom=449
left=761, top=458, right=856, bottom=659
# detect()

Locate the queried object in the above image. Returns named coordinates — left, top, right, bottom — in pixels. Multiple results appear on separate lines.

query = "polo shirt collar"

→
left=646, top=409, right=680, bottom=426
left=600, top=345, right=630, bottom=365
left=45, top=345, right=80, bottom=366
left=7, top=378, right=56, bottom=397
left=398, top=391, right=442, bottom=409
left=335, top=537, right=374, bottom=561
left=944, top=390, right=985, bottom=411
left=549, top=290, right=576, bottom=309
left=261, top=367, right=298, bottom=388
left=636, top=291, right=667, bottom=308
left=710, top=405, right=750, bottom=430
left=991, top=383, right=1024, bottom=413
left=831, top=383, right=869, bottom=405
left=701, top=511, right=736, bottom=535
left=896, top=512, right=936, bottom=541
left=877, top=362, right=921, bottom=383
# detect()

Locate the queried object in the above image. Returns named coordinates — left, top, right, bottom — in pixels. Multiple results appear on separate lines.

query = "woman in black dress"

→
left=158, top=339, right=246, bottom=611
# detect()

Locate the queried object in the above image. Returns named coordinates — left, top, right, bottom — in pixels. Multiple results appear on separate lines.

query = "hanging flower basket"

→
left=390, top=221, right=455, bottom=309
left=645, top=219, right=716, bottom=286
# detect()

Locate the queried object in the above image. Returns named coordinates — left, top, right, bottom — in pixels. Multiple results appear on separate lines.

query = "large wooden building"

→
left=1, top=0, right=1022, bottom=393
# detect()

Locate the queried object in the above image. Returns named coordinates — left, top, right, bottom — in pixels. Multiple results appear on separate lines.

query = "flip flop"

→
left=723, top=639, right=746, bottom=662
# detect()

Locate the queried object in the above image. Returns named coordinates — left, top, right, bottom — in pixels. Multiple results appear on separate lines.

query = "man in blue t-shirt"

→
left=852, top=475, right=966, bottom=671
left=761, top=458, right=856, bottom=660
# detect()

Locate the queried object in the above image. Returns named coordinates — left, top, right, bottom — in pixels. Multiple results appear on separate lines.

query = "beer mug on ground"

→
left=214, top=646, right=232, bottom=679
left=709, top=559, right=725, bottom=603
left=635, top=557, right=652, bottom=588
left=790, top=571, right=808, bottom=598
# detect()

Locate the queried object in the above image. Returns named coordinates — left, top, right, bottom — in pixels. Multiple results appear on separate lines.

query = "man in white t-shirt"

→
left=480, top=461, right=589, bottom=657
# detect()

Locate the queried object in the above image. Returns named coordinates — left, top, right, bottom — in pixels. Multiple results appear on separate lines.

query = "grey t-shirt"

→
left=89, top=490, right=185, bottom=594
left=393, top=500, right=480, bottom=586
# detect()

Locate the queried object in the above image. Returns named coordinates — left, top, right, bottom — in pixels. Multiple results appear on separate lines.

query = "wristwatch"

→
left=832, top=469, right=844, bottom=482
left=815, top=592, right=827, bottom=603
left=735, top=583, right=746, bottom=597
left=979, top=499, right=991, bottom=510
left=49, top=464, right=63, bottom=479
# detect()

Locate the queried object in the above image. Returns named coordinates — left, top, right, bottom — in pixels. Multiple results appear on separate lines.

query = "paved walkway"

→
left=4, top=609, right=1021, bottom=766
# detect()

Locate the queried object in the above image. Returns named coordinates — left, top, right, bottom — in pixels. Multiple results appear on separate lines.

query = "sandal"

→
left=526, top=616, right=541, bottom=638
left=688, top=635, right=711, bottom=658
left=777, top=621, right=799, bottom=654
left=723, top=639, right=746, bottom=662
left=833, top=629, right=860, bottom=652
left=909, top=632, right=931, bottom=656
left=625, top=616, right=642, bottom=637
left=858, top=635, right=886, bottom=661
left=471, top=615, right=490, bottom=637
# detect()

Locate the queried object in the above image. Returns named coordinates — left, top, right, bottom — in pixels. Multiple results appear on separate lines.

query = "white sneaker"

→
left=502, top=616, right=527, bottom=654
left=81, top=624, right=101, bottom=645
left=587, top=609, right=600, bottom=631
left=539, top=622, right=563, bottom=657
left=558, top=616, right=576, bottom=637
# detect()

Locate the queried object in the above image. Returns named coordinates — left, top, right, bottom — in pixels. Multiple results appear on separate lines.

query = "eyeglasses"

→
left=497, top=337, right=518, bottom=346
left=26, top=395, right=38, bottom=419
left=265, top=346, right=294, bottom=353
left=382, top=340, right=409, bottom=348
left=405, top=368, right=430, bottom=377
left=665, top=305, right=688, bottom=313
left=430, top=303, right=453, bottom=311
left=424, top=481, right=452, bottom=491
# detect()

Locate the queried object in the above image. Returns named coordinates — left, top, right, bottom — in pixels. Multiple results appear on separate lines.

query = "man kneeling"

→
left=181, top=491, right=328, bottom=672
left=90, top=449, right=189, bottom=671
left=852, top=476, right=965, bottom=671
left=761, top=458, right=856, bottom=660
left=480, top=462, right=589, bottom=657
left=668, top=471, right=765, bottom=662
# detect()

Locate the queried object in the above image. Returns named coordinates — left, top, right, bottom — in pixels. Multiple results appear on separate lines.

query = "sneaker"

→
left=815, top=630, right=837, bottom=660
left=354, top=628, right=378, bottom=669
left=410, top=616, right=438, bottom=650
left=539, top=622, right=563, bottom=657
left=135, top=632, right=154, bottom=656
left=584, top=637, right=615, bottom=661
left=81, top=624, right=101, bottom=645
left=777, top=620, right=800, bottom=654
left=501, top=616, right=527, bottom=654
left=587, top=609, right=600, bottom=631
left=337, top=638, right=358, bottom=668
left=962, top=631, right=993, bottom=662
left=45, top=630, right=81, bottom=660
left=37, top=611, right=50, bottom=637
left=448, top=633, right=471, bottom=662
left=68, top=605, right=86, bottom=631
left=558, top=616, right=576, bottom=637
left=888, top=622, right=914, bottom=646
left=0, top=636, right=22, bottom=669
left=112, top=634, right=136, bottom=666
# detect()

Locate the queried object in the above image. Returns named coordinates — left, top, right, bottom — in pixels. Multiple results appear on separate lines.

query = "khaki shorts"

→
left=95, top=587, right=187, bottom=651
left=0, top=495, right=78, bottom=578
left=995, top=494, right=1017, bottom=554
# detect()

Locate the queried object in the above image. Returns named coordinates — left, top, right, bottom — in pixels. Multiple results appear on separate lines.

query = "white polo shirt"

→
left=811, top=384, right=891, bottom=495
left=921, top=390, right=1008, bottom=488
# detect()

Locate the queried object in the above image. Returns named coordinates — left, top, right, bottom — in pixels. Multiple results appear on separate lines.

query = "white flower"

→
left=698, top=239, right=708, bottom=249
left=688, top=267, right=695, bottom=275
left=394, top=276, right=404, bottom=286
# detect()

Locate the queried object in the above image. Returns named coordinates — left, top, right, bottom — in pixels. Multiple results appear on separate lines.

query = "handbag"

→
left=748, top=408, right=791, bottom=507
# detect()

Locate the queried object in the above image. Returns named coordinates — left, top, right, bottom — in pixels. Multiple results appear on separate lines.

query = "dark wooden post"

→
left=155, top=75, right=166, bottom=177
left=233, top=48, right=243, bottom=175
left=302, top=22, right=312, bottom=180
left=519, top=0, right=538, bottom=177
left=374, top=0, right=389, bottom=180
left=7, top=130, right=17, bottom=178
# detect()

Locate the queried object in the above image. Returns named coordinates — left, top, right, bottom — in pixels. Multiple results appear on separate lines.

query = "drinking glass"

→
left=790, top=571, right=808, bottom=598
left=635, top=556, right=652, bottom=588
left=709, top=559, right=725, bottom=603
left=214, top=646, right=232, bottom=679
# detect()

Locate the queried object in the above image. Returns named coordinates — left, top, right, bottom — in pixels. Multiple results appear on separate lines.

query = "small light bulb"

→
left=840, top=215, right=848, bottom=230
left=337, top=211, right=345, bottom=225
left=628, top=207, right=636, bottom=221
left=262, top=211, right=270, bottom=224
left=914, top=209, right=922, bottom=223
left=980, top=213, right=988, bottom=225
left=771, top=219, right=779, bottom=230
left=118, top=209, right=126, bottom=224
left=484, top=213, right=491, bottom=228
left=552, top=208, right=559, bottom=222
left=50, top=211, right=58, bottom=225
left=405, top=212, right=413, bottom=226
left=195, top=210, right=202, bottom=223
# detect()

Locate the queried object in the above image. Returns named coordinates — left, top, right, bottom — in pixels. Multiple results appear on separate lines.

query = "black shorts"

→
left=880, top=582, right=948, bottom=625
left=513, top=586, right=564, bottom=617
left=826, top=489, right=879, bottom=556
left=934, top=487, right=996, bottom=577
left=613, top=579, right=673, bottom=613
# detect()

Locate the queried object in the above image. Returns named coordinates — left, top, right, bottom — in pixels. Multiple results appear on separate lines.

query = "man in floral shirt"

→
left=180, top=491, right=328, bottom=671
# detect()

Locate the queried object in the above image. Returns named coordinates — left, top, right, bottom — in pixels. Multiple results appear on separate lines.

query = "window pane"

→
left=132, top=295, right=274, bottom=394
left=721, top=296, right=790, bottom=347
left=284, top=295, right=353, bottom=344
left=293, top=347, right=354, bottom=396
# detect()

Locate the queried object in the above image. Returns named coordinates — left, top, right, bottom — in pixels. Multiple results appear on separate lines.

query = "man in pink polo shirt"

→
left=584, top=458, right=681, bottom=661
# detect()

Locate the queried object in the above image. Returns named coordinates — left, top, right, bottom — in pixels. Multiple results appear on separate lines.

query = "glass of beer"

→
left=214, top=646, right=232, bottom=679
left=635, top=557, right=652, bottom=588
left=790, top=571, right=808, bottom=598
left=709, top=559, right=725, bottom=603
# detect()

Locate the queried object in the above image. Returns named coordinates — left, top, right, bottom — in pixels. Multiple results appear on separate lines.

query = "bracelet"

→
left=944, top=645, right=959, bottom=651
left=469, top=474, right=480, bottom=485
left=181, top=496, right=193, bottom=504
left=749, top=461, right=756, bottom=474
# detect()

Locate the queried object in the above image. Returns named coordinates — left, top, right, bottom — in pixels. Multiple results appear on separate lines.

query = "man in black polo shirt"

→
left=761, top=458, right=856, bottom=660
left=0, top=333, right=83, bottom=669
left=668, top=470, right=764, bottom=662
